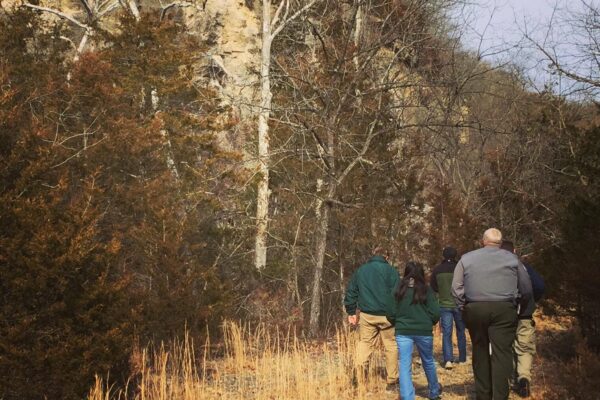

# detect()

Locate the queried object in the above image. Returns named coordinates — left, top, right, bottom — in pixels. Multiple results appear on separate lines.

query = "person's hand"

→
left=348, top=315, right=358, bottom=326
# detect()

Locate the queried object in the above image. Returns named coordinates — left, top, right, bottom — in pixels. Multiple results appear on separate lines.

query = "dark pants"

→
left=463, top=302, right=517, bottom=400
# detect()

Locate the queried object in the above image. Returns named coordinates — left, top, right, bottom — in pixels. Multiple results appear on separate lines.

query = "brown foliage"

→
left=0, top=9, right=247, bottom=400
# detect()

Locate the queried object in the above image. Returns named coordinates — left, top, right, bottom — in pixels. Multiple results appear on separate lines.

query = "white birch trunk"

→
left=255, top=0, right=274, bottom=270
left=152, top=88, right=179, bottom=180
left=353, top=0, right=362, bottom=70
left=127, top=0, right=141, bottom=20
left=75, top=30, right=90, bottom=60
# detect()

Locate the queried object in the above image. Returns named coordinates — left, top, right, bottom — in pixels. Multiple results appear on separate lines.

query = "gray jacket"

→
left=451, top=246, right=533, bottom=316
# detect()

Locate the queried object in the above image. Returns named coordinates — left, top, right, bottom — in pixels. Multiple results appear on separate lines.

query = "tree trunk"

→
left=353, top=0, right=362, bottom=69
left=308, top=195, right=332, bottom=337
left=127, top=0, right=141, bottom=20
left=150, top=89, right=180, bottom=181
left=255, top=0, right=273, bottom=270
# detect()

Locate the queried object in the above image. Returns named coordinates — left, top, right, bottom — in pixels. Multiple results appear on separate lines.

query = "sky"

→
left=457, top=0, right=557, bottom=55
left=451, top=0, right=598, bottom=95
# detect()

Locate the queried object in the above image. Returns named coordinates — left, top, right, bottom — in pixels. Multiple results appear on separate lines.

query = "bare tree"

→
left=524, top=0, right=600, bottom=98
left=266, top=0, right=462, bottom=335
left=23, top=0, right=129, bottom=59
left=255, top=0, right=318, bottom=270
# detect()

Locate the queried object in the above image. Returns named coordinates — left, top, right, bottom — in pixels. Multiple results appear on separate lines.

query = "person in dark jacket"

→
left=344, top=247, right=399, bottom=391
left=431, top=246, right=467, bottom=369
left=500, top=240, right=545, bottom=398
left=387, top=261, right=442, bottom=400
left=452, top=228, right=533, bottom=400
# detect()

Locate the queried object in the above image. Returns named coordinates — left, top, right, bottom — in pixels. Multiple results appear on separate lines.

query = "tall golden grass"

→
left=88, top=321, right=392, bottom=400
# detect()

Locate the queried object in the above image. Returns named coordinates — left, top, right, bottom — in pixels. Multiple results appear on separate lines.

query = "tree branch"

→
left=533, top=38, right=600, bottom=88
left=337, top=119, right=378, bottom=184
left=271, top=0, right=288, bottom=31
left=160, top=1, right=193, bottom=21
left=97, top=0, right=121, bottom=18
left=78, top=0, right=94, bottom=19
left=23, top=3, right=90, bottom=30
left=272, top=0, right=318, bottom=38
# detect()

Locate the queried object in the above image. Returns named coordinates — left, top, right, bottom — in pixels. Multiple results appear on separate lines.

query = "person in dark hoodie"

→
left=500, top=240, right=545, bottom=398
left=387, top=261, right=442, bottom=400
left=431, top=246, right=467, bottom=369
left=344, top=247, right=399, bottom=391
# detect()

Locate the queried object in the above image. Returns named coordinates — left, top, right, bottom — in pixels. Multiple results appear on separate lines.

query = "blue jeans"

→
left=440, top=307, right=467, bottom=363
left=395, top=335, right=441, bottom=400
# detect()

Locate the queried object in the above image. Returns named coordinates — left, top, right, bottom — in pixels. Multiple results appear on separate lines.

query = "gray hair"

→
left=482, top=228, right=502, bottom=246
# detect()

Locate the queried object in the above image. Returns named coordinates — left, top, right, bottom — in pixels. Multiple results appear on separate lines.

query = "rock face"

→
left=184, top=0, right=260, bottom=118
left=7, top=0, right=262, bottom=153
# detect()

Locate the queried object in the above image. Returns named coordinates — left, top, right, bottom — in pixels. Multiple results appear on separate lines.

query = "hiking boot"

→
left=517, top=378, right=530, bottom=398
left=429, top=394, right=443, bottom=399
left=444, top=360, right=453, bottom=369
left=385, top=381, right=399, bottom=393
left=429, top=382, right=443, bottom=399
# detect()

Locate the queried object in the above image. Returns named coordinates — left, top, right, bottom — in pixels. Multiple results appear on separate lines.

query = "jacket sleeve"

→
left=517, top=262, right=534, bottom=316
left=430, top=267, right=439, bottom=293
left=385, top=283, right=399, bottom=324
left=451, top=260, right=466, bottom=310
left=526, top=265, right=545, bottom=302
left=344, top=272, right=359, bottom=315
left=426, top=287, right=441, bottom=324
left=388, top=266, right=400, bottom=292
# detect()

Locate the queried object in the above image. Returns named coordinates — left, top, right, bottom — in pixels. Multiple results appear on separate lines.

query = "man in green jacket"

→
left=344, top=247, right=399, bottom=391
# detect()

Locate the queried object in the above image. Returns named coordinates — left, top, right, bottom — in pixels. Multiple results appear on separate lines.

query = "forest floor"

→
left=360, top=310, right=576, bottom=399
left=90, top=308, right=581, bottom=399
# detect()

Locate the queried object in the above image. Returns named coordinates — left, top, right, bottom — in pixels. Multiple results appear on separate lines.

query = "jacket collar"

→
left=370, top=255, right=387, bottom=263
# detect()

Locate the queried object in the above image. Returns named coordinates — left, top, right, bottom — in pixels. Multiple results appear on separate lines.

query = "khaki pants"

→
left=355, top=312, right=398, bottom=384
left=514, top=318, right=536, bottom=382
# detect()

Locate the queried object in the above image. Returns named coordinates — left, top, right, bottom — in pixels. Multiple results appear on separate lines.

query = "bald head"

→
left=482, top=228, right=502, bottom=247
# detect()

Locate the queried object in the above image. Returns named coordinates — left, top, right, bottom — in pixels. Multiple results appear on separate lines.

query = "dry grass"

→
left=89, top=314, right=581, bottom=399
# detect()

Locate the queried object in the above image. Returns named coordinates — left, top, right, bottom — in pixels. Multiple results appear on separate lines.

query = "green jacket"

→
left=344, top=256, right=399, bottom=316
left=386, top=284, right=440, bottom=336
left=430, top=260, right=458, bottom=308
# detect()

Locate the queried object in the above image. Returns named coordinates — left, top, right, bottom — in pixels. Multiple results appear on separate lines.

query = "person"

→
left=430, top=246, right=467, bottom=369
left=452, top=228, right=533, bottom=400
left=500, top=240, right=545, bottom=398
left=386, top=261, right=442, bottom=400
left=344, top=247, right=399, bottom=391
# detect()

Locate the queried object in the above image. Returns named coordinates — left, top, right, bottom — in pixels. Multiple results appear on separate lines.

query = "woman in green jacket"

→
left=387, top=261, right=442, bottom=400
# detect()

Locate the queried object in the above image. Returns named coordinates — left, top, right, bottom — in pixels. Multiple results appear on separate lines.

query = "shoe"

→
left=444, top=361, right=453, bottom=369
left=385, top=382, right=399, bottom=393
left=429, top=383, right=443, bottom=399
left=517, top=378, right=530, bottom=398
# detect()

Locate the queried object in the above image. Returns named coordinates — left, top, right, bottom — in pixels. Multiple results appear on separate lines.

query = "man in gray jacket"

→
left=452, top=228, right=533, bottom=400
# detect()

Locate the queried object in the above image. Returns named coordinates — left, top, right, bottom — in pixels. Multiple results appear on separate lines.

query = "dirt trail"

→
left=356, top=311, right=574, bottom=399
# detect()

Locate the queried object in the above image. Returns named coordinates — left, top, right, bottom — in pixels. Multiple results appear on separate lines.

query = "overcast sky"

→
left=457, top=0, right=557, bottom=53
left=451, top=0, right=591, bottom=94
